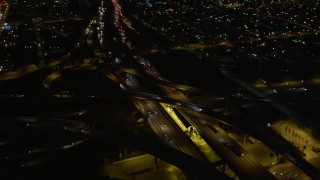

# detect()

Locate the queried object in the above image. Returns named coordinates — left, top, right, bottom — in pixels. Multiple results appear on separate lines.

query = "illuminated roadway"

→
left=39, top=44, right=278, bottom=179
left=219, top=67, right=320, bottom=178
left=32, top=0, right=320, bottom=178
left=79, top=0, right=278, bottom=177
left=0, top=116, right=229, bottom=180
left=155, top=75, right=276, bottom=179
left=269, top=157, right=320, bottom=179
left=101, top=39, right=277, bottom=180
left=115, top=70, right=210, bottom=162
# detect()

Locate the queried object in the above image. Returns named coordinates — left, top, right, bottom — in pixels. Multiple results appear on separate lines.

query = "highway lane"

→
left=92, top=37, right=211, bottom=162
left=119, top=72, right=209, bottom=161
left=0, top=117, right=91, bottom=173
left=95, top=62, right=210, bottom=161
left=175, top=107, right=276, bottom=179
left=0, top=117, right=230, bottom=179
left=153, top=78, right=276, bottom=178
left=220, top=67, right=320, bottom=178
left=0, top=0, right=270, bottom=178
left=92, top=19, right=277, bottom=178
left=86, top=1, right=280, bottom=178
left=136, top=99, right=209, bottom=161
left=269, top=160, right=309, bottom=179
left=269, top=156, right=320, bottom=179
left=98, top=62, right=242, bottom=123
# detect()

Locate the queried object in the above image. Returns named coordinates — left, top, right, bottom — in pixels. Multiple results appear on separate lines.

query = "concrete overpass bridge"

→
left=0, top=116, right=230, bottom=180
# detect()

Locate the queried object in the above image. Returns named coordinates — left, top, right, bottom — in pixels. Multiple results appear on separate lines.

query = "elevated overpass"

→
left=0, top=117, right=230, bottom=180
left=219, top=67, right=320, bottom=179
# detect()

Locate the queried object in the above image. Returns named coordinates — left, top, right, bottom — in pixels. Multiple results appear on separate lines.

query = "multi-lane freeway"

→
left=1, top=0, right=320, bottom=179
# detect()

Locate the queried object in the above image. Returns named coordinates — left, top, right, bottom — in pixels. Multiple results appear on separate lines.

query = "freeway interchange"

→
left=91, top=0, right=320, bottom=178
left=1, top=0, right=320, bottom=179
